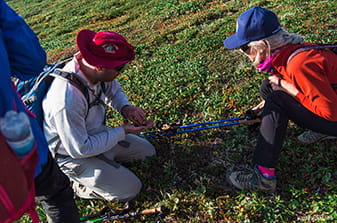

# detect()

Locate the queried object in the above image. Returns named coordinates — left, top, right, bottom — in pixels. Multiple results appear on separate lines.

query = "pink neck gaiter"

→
left=256, top=54, right=276, bottom=73
left=256, top=49, right=281, bottom=74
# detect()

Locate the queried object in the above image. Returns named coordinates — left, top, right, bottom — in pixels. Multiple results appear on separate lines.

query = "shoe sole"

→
left=297, top=135, right=337, bottom=144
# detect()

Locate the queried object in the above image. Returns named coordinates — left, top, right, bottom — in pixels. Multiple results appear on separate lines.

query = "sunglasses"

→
left=114, top=64, right=127, bottom=72
left=240, top=44, right=250, bottom=52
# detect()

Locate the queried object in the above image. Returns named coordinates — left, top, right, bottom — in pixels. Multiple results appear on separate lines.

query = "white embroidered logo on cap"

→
left=102, top=44, right=119, bottom=54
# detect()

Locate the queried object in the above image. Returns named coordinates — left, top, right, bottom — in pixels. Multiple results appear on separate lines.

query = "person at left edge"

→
left=0, top=1, right=80, bottom=222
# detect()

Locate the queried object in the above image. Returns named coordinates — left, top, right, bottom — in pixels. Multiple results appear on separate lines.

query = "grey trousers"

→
left=56, top=134, right=156, bottom=202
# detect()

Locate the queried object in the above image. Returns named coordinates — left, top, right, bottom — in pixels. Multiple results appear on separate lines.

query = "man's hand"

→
left=121, top=105, right=147, bottom=126
left=122, top=120, right=154, bottom=134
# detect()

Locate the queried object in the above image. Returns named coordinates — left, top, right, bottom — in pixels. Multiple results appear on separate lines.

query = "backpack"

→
left=287, top=43, right=337, bottom=64
left=2, top=59, right=97, bottom=222
left=0, top=132, right=39, bottom=223
left=16, top=58, right=106, bottom=156
left=16, top=58, right=106, bottom=130
left=287, top=43, right=337, bottom=89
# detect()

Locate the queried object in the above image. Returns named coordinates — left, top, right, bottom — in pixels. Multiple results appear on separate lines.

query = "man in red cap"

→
left=42, top=29, right=156, bottom=201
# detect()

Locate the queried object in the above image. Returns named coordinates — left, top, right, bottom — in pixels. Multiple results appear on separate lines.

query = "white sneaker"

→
left=297, top=130, right=337, bottom=144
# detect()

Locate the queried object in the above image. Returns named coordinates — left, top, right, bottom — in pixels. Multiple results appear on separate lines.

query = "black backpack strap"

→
left=287, top=44, right=337, bottom=64
left=47, top=135, right=61, bottom=158
left=47, top=70, right=90, bottom=157
left=287, top=44, right=337, bottom=89
left=51, top=69, right=90, bottom=102
left=100, top=81, right=106, bottom=94
left=87, top=88, right=105, bottom=108
left=51, top=69, right=107, bottom=114
left=86, top=81, right=107, bottom=124
left=44, top=61, right=107, bottom=157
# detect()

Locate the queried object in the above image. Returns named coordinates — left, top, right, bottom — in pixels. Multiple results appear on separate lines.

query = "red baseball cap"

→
left=76, top=29, right=136, bottom=69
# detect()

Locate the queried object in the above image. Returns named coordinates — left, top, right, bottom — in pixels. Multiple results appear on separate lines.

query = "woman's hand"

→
left=251, top=100, right=265, bottom=115
left=268, top=75, right=299, bottom=97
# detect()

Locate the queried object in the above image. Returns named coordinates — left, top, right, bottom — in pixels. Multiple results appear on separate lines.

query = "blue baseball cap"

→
left=224, top=7, right=282, bottom=49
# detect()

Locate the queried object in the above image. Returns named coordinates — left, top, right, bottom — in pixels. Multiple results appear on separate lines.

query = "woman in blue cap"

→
left=224, top=6, right=337, bottom=192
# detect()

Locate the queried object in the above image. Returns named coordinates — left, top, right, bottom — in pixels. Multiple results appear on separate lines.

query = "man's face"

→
left=98, top=64, right=126, bottom=82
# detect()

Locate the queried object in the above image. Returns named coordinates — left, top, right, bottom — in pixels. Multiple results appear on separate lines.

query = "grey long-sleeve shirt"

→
left=42, top=57, right=131, bottom=158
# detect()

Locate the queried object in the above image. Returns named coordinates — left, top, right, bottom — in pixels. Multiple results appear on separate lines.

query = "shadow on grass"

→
left=72, top=125, right=336, bottom=222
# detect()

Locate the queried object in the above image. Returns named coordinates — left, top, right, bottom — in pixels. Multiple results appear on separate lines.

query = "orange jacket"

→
left=272, top=44, right=337, bottom=121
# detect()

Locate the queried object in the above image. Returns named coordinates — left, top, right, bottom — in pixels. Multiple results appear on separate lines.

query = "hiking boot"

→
left=297, top=130, right=337, bottom=144
left=71, top=181, right=102, bottom=199
left=227, top=166, right=276, bottom=193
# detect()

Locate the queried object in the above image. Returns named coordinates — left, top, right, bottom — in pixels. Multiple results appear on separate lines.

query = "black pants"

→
left=35, top=152, right=80, bottom=223
left=253, top=80, right=337, bottom=168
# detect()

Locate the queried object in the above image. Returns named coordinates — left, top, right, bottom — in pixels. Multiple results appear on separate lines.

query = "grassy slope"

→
left=7, top=0, right=337, bottom=222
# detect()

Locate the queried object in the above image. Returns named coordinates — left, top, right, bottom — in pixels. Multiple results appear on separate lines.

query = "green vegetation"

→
left=8, top=0, right=336, bottom=222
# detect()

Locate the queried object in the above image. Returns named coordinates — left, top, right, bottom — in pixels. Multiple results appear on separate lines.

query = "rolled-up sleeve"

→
left=104, top=80, right=131, bottom=112
left=50, top=86, right=126, bottom=158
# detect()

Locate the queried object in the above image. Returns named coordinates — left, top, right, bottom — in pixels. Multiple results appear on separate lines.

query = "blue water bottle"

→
left=0, top=111, right=35, bottom=158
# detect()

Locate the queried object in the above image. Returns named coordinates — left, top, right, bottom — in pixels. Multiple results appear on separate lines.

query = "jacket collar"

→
left=272, top=43, right=314, bottom=75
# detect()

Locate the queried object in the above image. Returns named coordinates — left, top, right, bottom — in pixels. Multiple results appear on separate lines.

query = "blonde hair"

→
left=247, top=29, right=305, bottom=65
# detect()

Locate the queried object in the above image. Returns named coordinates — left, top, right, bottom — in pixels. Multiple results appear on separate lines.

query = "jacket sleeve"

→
left=53, top=106, right=126, bottom=158
left=0, top=0, right=46, bottom=80
left=44, top=81, right=126, bottom=158
left=289, top=50, right=337, bottom=121
left=104, top=80, right=131, bottom=112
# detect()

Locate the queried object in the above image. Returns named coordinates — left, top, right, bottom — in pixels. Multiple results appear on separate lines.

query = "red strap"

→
left=0, top=186, right=16, bottom=215
left=27, top=204, right=40, bottom=223
left=26, top=185, right=40, bottom=223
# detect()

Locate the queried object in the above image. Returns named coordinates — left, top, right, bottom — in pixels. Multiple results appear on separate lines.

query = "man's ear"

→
left=75, top=52, right=83, bottom=60
left=95, top=66, right=104, bottom=72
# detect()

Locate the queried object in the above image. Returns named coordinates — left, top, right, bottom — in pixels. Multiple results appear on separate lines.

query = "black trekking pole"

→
left=143, top=110, right=260, bottom=138
left=80, top=207, right=164, bottom=223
